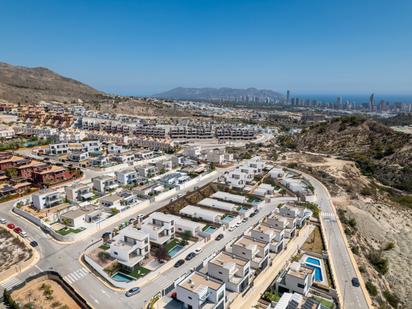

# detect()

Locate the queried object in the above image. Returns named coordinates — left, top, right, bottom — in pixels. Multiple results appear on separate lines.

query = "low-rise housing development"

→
left=179, top=205, right=223, bottom=223
left=32, top=189, right=63, bottom=210
left=109, top=226, right=150, bottom=271
left=208, top=251, right=251, bottom=293
left=231, top=235, right=270, bottom=270
left=176, top=271, right=226, bottom=309
left=140, top=212, right=175, bottom=246
left=275, top=262, right=315, bottom=296
left=92, top=175, right=119, bottom=193
left=65, top=182, right=94, bottom=202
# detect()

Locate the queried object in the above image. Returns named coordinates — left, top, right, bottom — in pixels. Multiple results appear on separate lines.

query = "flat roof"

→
left=210, top=251, right=249, bottom=268
left=61, top=209, right=86, bottom=219
left=180, top=205, right=224, bottom=217
left=198, top=198, right=238, bottom=211
left=36, top=165, right=65, bottom=174
left=101, top=194, right=122, bottom=203
left=234, top=235, right=267, bottom=249
left=180, top=272, right=223, bottom=292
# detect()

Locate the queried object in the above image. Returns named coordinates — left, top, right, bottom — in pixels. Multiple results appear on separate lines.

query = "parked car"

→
left=216, top=234, right=224, bottom=241
left=250, top=213, right=256, bottom=218
left=7, top=223, right=15, bottom=229
left=128, top=218, right=136, bottom=224
left=235, top=222, right=241, bottom=227
left=242, top=218, right=248, bottom=223
left=229, top=227, right=235, bottom=232
left=185, top=252, right=196, bottom=261
left=174, top=259, right=185, bottom=268
left=20, top=231, right=28, bottom=238
left=0, top=218, right=7, bottom=224
left=30, top=241, right=39, bottom=247
left=194, top=248, right=202, bottom=254
left=14, top=227, right=22, bottom=234
left=125, top=287, right=141, bottom=297
left=351, top=277, right=360, bottom=287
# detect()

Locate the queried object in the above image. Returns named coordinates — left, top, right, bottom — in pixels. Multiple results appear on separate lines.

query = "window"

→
left=297, top=283, right=305, bottom=289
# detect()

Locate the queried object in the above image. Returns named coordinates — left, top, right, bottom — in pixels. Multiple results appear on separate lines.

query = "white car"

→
left=229, top=226, right=235, bottom=232
left=20, top=231, right=28, bottom=238
left=0, top=218, right=7, bottom=224
left=194, top=248, right=202, bottom=254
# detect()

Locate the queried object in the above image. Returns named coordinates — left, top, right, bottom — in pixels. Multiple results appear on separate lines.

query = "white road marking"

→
left=63, top=267, right=89, bottom=284
left=1, top=277, right=22, bottom=290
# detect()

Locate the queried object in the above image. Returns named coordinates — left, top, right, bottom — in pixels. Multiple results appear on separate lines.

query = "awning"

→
left=81, top=192, right=94, bottom=199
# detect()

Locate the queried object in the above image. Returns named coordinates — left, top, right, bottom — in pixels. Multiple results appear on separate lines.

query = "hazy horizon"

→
left=1, top=1, right=412, bottom=96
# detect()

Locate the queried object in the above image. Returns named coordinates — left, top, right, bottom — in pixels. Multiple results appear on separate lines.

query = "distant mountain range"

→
left=0, top=62, right=105, bottom=104
left=154, top=87, right=284, bottom=102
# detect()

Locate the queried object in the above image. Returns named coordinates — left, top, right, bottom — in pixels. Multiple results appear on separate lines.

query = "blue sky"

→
left=1, top=0, right=411, bottom=96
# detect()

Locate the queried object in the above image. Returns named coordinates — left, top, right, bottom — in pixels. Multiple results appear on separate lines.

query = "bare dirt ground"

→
left=0, top=227, right=32, bottom=274
left=301, top=225, right=324, bottom=254
left=278, top=152, right=412, bottom=308
left=11, top=277, right=80, bottom=309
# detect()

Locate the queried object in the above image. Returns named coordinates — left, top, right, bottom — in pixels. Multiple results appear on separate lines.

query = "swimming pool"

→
left=203, top=226, right=217, bottom=234
left=221, top=215, right=234, bottom=223
left=168, top=244, right=184, bottom=257
left=306, top=257, right=321, bottom=265
left=306, top=264, right=323, bottom=282
left=112, top=272, right=134, bottom=283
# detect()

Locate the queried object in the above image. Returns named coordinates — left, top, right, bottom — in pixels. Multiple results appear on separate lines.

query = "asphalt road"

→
left=0, top=165, right=239, bottom=308
left=303, top=173, right=370, bottom=309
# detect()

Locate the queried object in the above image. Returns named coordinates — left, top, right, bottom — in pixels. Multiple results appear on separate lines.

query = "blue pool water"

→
left=168, top=244, right=184, bottom=257
left=239, top=207, right=248, bottom=213
left=204, top=226, right=217, bottom=234
left=222, top=215, right=234, bottom=223
left=112, top=272, right=134, bottom=282
left=306, top=257, right=321, bottom=265
left=306, top=264, right=323, bottom=282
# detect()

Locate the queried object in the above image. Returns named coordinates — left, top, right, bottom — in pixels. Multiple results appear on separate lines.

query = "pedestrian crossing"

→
left=321, top=212, right=335, bottom=218
left=1, top=277, right=22, bottom=290
left=63, top=267, right=90, bottom=284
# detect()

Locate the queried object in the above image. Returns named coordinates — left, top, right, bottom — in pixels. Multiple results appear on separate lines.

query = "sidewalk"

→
left=230, top=224, right=315, bottom=309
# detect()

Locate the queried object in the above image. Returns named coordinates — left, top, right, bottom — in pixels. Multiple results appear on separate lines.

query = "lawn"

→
left=313, top=296, right=335, bottom=308
left=126, top=266, right=151, bottom=279
left=99, top=243, right=110, bottom=251
left=164, top=239, right=181, bottom=252
left=57, top=227, right=82, bottom=236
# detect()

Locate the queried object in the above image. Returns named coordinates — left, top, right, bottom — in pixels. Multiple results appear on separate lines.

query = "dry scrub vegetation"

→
left=278, top=152, right=411, bottom=308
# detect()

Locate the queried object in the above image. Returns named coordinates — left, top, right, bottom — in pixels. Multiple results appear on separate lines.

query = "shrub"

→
left=351, top=245, right=360, bottom=255
left=383, top=242, right=395, bottom=251
left=383, top=290, right=400, bottom=308
left=358, top=265, right=366, bottom=273
left=365, top=280, right=378, bottom=297
left=368, top=251, right=389, bottom=275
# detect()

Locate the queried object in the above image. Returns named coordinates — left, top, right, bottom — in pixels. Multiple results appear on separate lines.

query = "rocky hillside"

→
left=0, top=62, right=105, bottom=103
left=280, top=116, right=412, bottom=193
